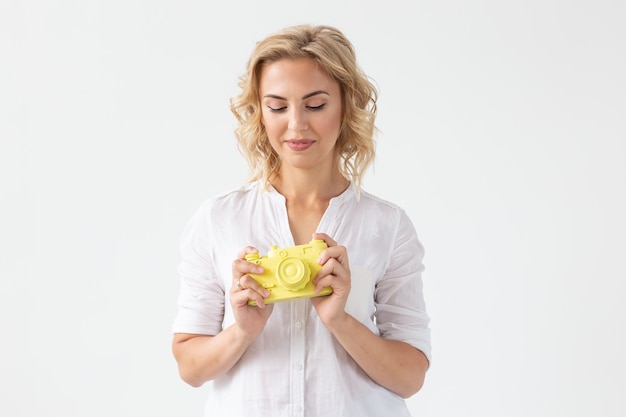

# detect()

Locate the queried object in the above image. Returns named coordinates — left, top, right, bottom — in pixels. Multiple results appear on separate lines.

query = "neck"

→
left=271, top=166, right=349, bottom=203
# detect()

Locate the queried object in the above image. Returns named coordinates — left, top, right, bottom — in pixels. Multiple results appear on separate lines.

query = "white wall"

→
left=1, top=1, right=625, bottom=416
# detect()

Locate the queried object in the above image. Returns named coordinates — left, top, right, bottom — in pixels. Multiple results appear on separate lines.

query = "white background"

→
left=1, top=1, right=625, bottom=416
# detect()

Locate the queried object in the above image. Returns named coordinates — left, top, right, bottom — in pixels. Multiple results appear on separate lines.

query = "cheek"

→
left=260, top=114, right=277, bottom=138
left=320, top=112, right=342, bottom=137
left=261, top=108, right=285, bottom=129
left=263, top=121, right=281, bottom=141
left=263, top=120, right=286, bottom=151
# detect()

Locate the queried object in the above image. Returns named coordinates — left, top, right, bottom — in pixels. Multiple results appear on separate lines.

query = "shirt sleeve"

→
left=374, top=210, right=432, bottom=363
left=172, top=199, right=225, bottom=335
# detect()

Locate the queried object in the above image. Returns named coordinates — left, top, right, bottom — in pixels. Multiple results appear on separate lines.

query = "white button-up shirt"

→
left=173, top=181, right=431, bottom=417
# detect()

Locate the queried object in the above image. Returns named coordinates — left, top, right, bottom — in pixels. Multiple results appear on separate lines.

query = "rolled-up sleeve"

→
left=374, top=210, right=432, bottom=363
left=172, top=200, right=225, bottom=336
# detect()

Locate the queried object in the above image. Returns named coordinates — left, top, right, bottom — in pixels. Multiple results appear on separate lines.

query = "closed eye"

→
left=267, top=106, right=287, bottom=112
left=306, top=104, right=326, bottom=111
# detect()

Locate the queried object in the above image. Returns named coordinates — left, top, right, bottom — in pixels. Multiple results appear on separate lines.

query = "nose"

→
left=287, top=107, right=308, bottom=132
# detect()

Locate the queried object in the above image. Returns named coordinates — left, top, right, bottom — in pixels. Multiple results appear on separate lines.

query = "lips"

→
left=285, top=139, right=314, bottom=151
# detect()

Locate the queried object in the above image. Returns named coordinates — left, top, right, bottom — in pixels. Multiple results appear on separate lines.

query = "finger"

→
left=317, top=245, right=349, bottom=267
left=230, top=273, right=268, bottom=299
left=312, top=257, right=348, bottom=287
left=312, top=233, right=337, bottom=247
left=231, top=287, right=268, bottom=308
left=312, top=272, right=334, bottom=294
left=313, top=272, right=350, bottom=296
left=236, top=246, right=259, bottom=259
left=231, top=258, right=265, bottom=286
left=236, top=274, right=270, bottom=296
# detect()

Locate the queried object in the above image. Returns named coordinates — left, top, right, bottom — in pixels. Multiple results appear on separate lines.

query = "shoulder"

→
left=182, top=182, right=260, bottom=233
left=355, top=189, right=419, bottom=241
left=181, top=182, right=263, bottom=244
left=357, top=189, right=407, bottom=218
left=196, top=182, right=262, bottom=214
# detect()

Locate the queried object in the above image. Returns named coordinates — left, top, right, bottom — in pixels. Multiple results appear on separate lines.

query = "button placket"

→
left=289, top=300, right=306, bottom=416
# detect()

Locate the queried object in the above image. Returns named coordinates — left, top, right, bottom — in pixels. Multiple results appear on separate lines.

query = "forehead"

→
left=259, top=58, right=340, bottom=96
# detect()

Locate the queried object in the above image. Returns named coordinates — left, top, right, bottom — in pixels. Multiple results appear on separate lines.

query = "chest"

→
left=286, top=202, right=328, bottom=245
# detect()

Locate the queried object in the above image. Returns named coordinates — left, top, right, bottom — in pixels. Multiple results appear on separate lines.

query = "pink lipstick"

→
left=286, top=139, right=314, bottom=151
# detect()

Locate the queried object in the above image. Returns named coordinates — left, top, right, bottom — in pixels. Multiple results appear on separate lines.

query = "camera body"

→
left=245, top=239, right=332, bottom=305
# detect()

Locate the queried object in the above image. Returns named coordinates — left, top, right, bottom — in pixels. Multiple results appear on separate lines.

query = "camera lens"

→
left=276, top=258, right=310, bottom=290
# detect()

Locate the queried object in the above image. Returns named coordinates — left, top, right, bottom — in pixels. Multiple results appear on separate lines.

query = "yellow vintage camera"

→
left=245, top=239, right=332, bottom=305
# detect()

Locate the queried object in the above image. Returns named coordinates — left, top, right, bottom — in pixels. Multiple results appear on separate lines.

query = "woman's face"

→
left=259, top=58, right=343, bottom=173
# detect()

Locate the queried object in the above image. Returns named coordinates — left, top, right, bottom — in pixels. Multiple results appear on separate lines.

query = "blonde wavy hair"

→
left=229, top=24, right=378, bottom=194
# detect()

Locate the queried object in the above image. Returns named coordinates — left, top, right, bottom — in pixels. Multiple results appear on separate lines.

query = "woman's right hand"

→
left=230, top=246, right=274, bottom=338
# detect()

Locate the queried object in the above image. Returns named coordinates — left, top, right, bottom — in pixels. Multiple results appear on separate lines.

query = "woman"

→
left=172, top=24, right=431, bottom=416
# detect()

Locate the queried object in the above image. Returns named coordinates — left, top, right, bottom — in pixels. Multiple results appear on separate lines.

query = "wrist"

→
left=324, top=311, right=352, bottom=335
left=232, top=322, right=261, bottom=345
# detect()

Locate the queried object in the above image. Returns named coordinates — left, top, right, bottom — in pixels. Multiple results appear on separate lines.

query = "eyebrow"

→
left=263, top=90, right=330, bottom=100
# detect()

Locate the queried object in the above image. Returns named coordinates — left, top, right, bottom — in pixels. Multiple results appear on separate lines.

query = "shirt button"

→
left=296, top=363, right=303, bottom=370
left=295, top=405, right=303, bottom=412
left=295, top=321, right=302, bottom=328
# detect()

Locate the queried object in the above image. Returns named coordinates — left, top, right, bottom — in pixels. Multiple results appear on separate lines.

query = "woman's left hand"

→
left=310, top=232, right=351, bottom=327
